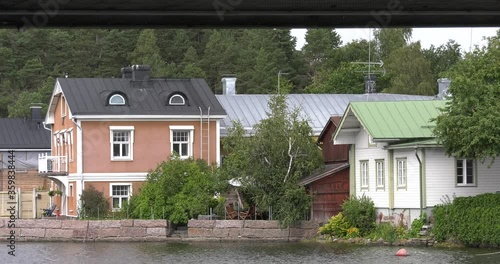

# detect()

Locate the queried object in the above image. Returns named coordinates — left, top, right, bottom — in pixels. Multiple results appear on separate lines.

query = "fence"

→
left=0, top=189, right=51, bottom=219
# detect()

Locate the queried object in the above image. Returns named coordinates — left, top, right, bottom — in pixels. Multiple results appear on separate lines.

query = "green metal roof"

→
left=386, top=139, right=440, bottom=149
left=350, top=100, right=447, bottom=140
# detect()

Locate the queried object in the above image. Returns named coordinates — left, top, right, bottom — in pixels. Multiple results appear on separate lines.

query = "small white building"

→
left=333, top=100, right=500, bottom=226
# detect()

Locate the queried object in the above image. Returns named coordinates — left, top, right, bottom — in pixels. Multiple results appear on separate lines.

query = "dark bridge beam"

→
left=0, top=1, right=499, bottom=28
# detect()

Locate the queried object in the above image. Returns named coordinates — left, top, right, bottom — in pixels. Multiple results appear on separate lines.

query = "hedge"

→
left=432, top=193, right=500, bottom=247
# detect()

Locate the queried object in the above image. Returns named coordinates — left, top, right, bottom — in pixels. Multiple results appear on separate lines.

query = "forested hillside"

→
left=0, top=28, right=463, bottom=118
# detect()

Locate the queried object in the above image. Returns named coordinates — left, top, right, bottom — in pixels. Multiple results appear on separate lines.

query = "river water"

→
left=6, top=241, right=500, bottom=264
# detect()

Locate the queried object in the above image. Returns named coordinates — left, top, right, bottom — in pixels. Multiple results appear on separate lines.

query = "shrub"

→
left=408, top=213, right=427, bottom=238
left=130, top=156, right=221, bottom=225
left=318, top=212, right=351, bottom=239
left=346, top=227, right=360, bottom=238
left=432, top=193, right=500, bottom=247
left=341, top=194, right=376, bottom=235
left=80, top=185, right=110, bottom=218
left=369, top=223, right=403, bottom=245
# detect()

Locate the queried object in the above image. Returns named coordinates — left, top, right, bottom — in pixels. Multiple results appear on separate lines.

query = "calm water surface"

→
left=7, top=241, right=500, bottom=264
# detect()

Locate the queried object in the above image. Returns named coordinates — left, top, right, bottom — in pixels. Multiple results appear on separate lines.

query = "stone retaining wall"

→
left=0, top=219, right=320, bottom=241
left=0, top=219, right=173, bottom=241
left=188, top=220, right=320, bottom=241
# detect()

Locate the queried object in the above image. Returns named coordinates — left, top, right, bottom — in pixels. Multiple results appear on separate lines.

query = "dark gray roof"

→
left=0, top=119, right=50, bottom=149
left=58, top=78, right=226, bottom=116
left=216, top=94, right=434, bottom=136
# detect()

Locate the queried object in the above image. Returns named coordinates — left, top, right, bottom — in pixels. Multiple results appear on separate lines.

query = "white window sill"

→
left=456, top=184, right=476, bottom=187
left=111, top=157, right=133, bottom=161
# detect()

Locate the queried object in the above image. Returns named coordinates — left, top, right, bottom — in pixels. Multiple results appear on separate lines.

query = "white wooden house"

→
left=333, top=100, right=500, bottom=226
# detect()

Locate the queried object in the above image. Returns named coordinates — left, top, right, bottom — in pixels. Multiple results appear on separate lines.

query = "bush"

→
left=432, top=193, right=500, bottom=247
left=341, top=194, right=376, bottom=235
left=318, top=212, right=351, bottom=239
left=130, top=156, right=221, bottom=225
left=408, top=213, right=427, bottom=238
left=369, top=222, right=403, bottom=245
left=80, top=185, right=109, bottom=218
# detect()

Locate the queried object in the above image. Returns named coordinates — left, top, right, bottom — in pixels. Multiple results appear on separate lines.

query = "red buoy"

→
left=396, top=248, right=408, bottom=256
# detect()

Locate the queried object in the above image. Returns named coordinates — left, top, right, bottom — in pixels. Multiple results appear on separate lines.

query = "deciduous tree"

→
left=221, top=94, right=323, bottom=227
left=434, top=32, right=500, bottom=162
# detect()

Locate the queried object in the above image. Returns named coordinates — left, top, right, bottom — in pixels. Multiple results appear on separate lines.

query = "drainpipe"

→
left=415, top=148, right=423, bottom=216
left=72, top=118, right=84, bottom=216
left=199, top=107, right=203, bottom=160
left=42, top=121, right=51, bottom=132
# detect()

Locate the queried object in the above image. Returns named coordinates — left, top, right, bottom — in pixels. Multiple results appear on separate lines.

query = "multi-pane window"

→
left=111, top=185, right=130, bottom=210
left=170, top=126, right=194, bottom=159
left=113, top=131, right=130, bottom=157
left=397, top=158, right=407, bottom=187
left=110, top=126, right=134, bottom=160
left=376, top=160, right=384, bottom=188
left=172, top=131, right=190, bottom=158
left=457, top=159, right=475, bottom=186
left=360, top=161, right=369, bottom=189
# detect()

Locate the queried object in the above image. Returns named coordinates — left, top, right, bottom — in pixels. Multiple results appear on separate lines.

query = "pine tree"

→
left=130, top=29, right=173, bottom=77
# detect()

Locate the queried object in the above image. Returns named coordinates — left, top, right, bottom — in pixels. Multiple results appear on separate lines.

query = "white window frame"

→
left=61, top=96, right=66, bottom=117
left=169, top=94, right=186, bottom=105
left=53, top=131, right=60, bottom=156
left=376, top=159, right=385, bottom=189
left=456, top=159, right=476, bottom=186
left=169, top=125, right=194, bottom=159
left=396, top=158, right=407, bottom=188
left=109, top=94, right=126, bottom=105
left=110, top=183, right=132, bottom=211
left=67, top=128, right=74, bottom=162
left=360, top=160, right=369, bottom=189
left=109, top=126, right=135, bottom=161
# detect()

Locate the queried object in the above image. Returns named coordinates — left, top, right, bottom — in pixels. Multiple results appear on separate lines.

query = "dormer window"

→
left=169, top=94, right=186, bottom=106
left=109, top=94, right=126, bottom=105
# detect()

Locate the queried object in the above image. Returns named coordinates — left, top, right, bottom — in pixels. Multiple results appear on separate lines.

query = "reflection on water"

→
left=8, top=241, right=500, bottom=264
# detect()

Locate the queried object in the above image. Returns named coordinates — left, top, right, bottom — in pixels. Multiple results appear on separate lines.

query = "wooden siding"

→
left=319, top=121, right=348, bottom=163
left=392, top=149, right=420, bottom=209
left=425, top=148, right=500, bottom=206
left=52, top=94, right=78, bottom=174
left=354, top=129, right=390, bottom=208
left=308, top=168, right=349, bottom=223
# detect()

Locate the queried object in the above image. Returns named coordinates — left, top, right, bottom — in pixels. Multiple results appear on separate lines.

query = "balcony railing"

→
left=38, top=154, right=68, bottom=175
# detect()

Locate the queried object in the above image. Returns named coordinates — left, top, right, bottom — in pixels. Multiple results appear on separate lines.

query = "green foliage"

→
left=408, top=213, right=427, bottom=238
left=432, top=193, right=500, bottom=247
left=303, top=29, right=342, bottom=75
left=373, top=28, right=412, bottom=60
left=221, top=94, right=323, bottom=227
left=346, top=227, right=360, bottom=238
left=368, top=223, right=403, bottom=245
left=305, top=62, right=365, bottom=94
left=434, top=32, right=500, bottom=162
left=383, top=42, right=435, bottom=95
left=318, top=212, right=351, bottom=239
left=422, top=40, right=462, bottom=81
left=80, top=185, right=110, bottom=218
left=341, top=194, right=376, bottom=235
left=130, top=156, right=222, bottom=225
left=0, top=27, right=470, bottom=118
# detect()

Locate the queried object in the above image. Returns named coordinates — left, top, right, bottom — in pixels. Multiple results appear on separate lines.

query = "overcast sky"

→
left=291, top=27, right=499, bottom=53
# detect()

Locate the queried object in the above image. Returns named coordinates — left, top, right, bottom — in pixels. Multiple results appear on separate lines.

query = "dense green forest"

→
left=0, top=28, right=464, bottom=118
